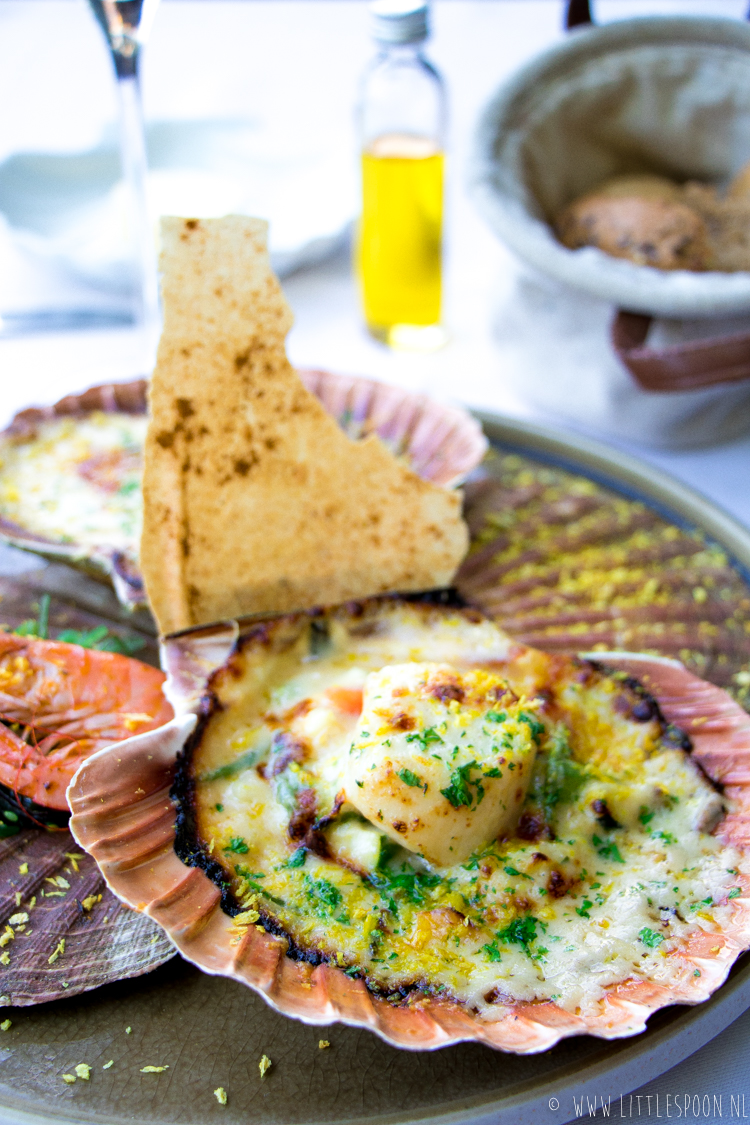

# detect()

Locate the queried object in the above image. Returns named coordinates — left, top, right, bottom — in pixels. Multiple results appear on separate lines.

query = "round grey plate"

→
left=1, top=411, right=749, bottom=1125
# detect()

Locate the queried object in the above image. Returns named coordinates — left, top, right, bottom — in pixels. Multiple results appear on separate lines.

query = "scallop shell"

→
left=68, top=607, right=750, bottom=1054
left=0, top=373, right=486, bottom=610
left=0, top=381, right=148, bottom=610
left=0, top=826, right=174, bottom=1007
left=456, top=456, right=750, bottom=711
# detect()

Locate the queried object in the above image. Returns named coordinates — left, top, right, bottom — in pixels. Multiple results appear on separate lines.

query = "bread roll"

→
left=556, top=194, right=712, bottom=271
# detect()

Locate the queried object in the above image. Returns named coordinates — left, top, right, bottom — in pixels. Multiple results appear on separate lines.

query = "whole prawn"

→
left=0, top=631, right=172, bottom=811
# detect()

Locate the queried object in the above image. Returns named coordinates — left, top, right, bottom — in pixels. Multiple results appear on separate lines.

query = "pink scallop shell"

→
left=67, top=633, right=750, bottom=1054
left=0, top=373, right=486, bottom=610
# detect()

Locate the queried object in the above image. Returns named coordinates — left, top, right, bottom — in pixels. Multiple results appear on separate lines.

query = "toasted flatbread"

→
left=140, top=216, right=468, bottom=635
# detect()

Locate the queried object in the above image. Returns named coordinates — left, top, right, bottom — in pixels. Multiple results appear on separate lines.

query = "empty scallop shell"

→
left=456, top=457, right=750, bottom=712
left=0, top=826, right=174, bottom=1007
left=68, top=610, right=750, bottom=1054
left=0, top=374, right=486, bottom=611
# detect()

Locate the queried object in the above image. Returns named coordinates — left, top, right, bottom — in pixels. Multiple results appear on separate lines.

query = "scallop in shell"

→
left=69, top=597, right=750, bottom=1054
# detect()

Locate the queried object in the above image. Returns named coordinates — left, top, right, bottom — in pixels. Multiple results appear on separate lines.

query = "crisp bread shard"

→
left=141, top=216, right=468, bottom=635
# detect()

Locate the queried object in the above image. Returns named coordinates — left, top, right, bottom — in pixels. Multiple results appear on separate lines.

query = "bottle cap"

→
left=370, top=0, right=429, bottom=45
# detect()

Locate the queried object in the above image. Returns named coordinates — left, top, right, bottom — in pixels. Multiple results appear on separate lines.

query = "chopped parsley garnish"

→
left=728, top=888, right=741, bottom=899
left=651, top=830, right=677, bottom=845
left=503, top=865, right=531, bottom=880
left=286, top=848, right=307, bottom=868
left=638, top=806, right=655, bottom=826
left=592, top=834, right=625, bottom=863
left=405, top=727, right=443, bottom=749
left=485, top=710, right=507, bottom=723
left=482, top=941, right=502, bottom=962
left=496, top=914, right=544, bottom=952
left=304, top=875, right=342, bottom=916
left=575, top=899, right=593, bottom=918
left=397, top=768, right=424, bottom=789
left=440, top=761, right=485, bottom=809
left=224, top=836, right=249, bottom=854
left=235, top=866, right=283, bottom=904
left=638, top=927, right=664, bottom=948
left=371, top=863, right=441, bottom=908
left=518, top=711, right=545, bottom=744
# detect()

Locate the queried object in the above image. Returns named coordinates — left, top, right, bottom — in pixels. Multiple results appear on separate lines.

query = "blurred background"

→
left=0, top=0, right=748, bottom=520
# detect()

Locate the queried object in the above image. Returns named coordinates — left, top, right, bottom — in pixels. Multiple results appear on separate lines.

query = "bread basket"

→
left=470, top=3, right=750, bottom=440
left=471, top=10, right=750, bottom=321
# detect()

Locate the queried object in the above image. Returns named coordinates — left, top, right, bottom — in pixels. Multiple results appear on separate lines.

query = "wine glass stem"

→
left=116, top=70, right=160, bottom=368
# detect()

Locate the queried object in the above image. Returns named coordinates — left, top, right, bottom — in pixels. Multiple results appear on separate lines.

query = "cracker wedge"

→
left=141, top=216, right=468, bottom=635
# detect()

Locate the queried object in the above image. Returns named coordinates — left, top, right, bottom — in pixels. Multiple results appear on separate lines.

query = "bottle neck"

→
left=375, top=41, right=426, bottom=63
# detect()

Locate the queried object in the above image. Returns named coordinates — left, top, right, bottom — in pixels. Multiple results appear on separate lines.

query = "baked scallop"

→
left=68, top=597, right=750, bottom=1052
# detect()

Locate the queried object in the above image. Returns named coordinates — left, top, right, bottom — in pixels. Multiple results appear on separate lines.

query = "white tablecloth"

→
left=0, top=3, right=749, bottom=1122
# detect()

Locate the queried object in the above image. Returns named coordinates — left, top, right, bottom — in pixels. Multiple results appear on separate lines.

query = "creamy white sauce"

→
left=0, top=413, right=146, bottom=552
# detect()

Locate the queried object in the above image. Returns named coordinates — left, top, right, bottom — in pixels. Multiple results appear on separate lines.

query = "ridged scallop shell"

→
left=456, top=456, right=750, bottom=711
left=0, top=826, right=174, bottom=1007
left=0, top=373, right=486, bottom=610
left=68, top=608, right=750, bottom=1054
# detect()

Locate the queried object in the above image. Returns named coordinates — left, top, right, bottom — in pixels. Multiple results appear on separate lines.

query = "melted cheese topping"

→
left=187, top=604, right=743, bottom=1021
left=0, top=413, right=146, bottom=553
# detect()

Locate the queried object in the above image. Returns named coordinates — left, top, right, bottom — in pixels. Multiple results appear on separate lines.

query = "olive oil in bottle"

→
left=356, top=1, right=446, bottom=349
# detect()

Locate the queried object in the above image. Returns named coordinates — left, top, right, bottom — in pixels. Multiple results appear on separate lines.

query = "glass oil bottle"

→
left=356, top=0, right=446, bottom=349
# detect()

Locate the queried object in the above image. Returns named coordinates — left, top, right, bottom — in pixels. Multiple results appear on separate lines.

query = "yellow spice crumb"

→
left=48, top=939, right=65, bottom=965
left=0, top=1020, right=11, bottom=1032
left=62, top=1074, right=76, bottom=1085
left=140, top=1066, right=169, bottom=1074
left=259, top=1054, right=272, bottom=1079
left=318, top=1040, right=330, bottom=1050
left=214, top=1087, right=228, bottom=1105
left=233, top=909, right=260, bottom=926
left=102, top=1060, right=114, bottom=1070
left=18, top=864, right=27, bottom=876
left=74, top=1064, right=90, bottom=1080
left=0, top=952, right=9, bottom=966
